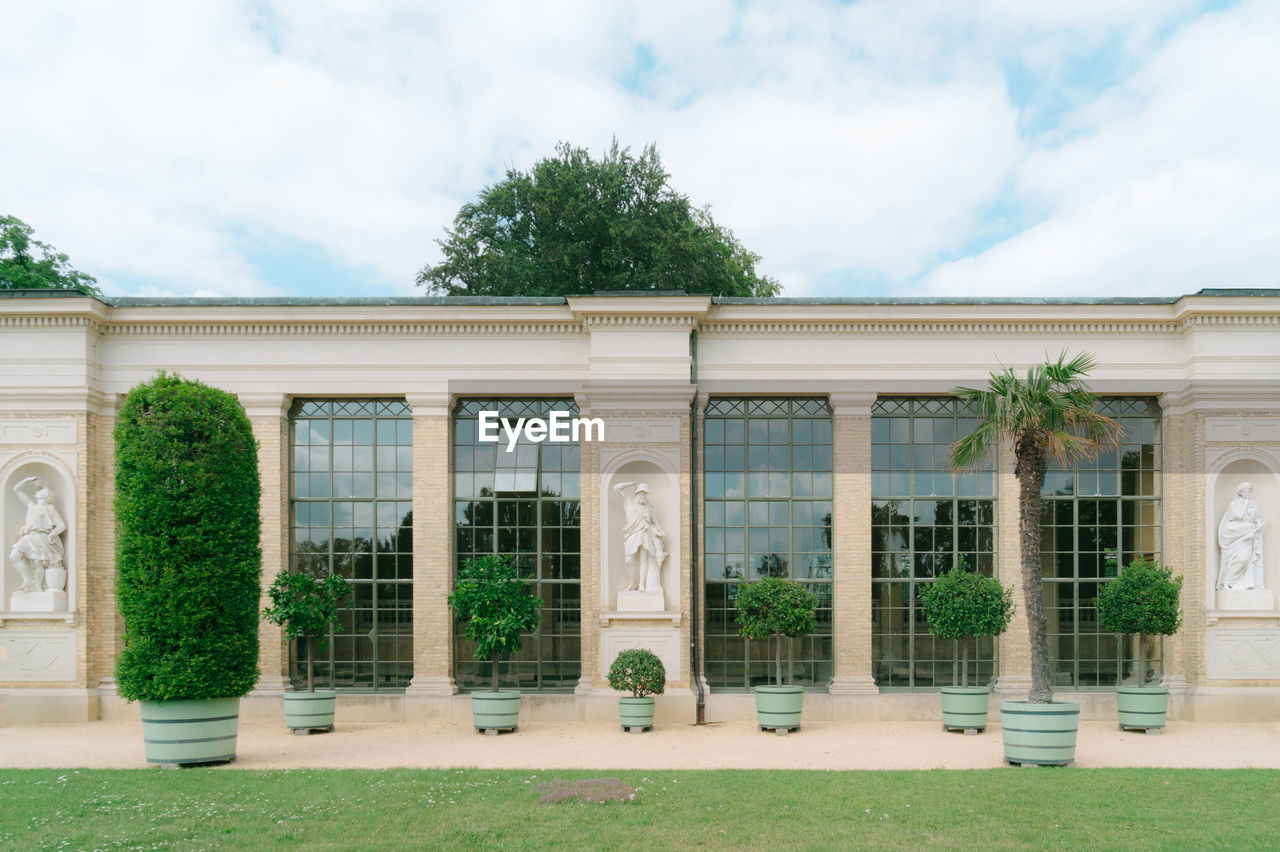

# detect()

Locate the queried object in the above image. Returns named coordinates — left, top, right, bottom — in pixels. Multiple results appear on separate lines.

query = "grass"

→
left=1, top=767, right=1276, bottom=850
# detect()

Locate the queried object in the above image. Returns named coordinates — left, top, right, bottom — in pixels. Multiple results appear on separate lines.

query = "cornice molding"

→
left=700, top=319, right=1188, bottom=336
left=101, top=320, right=587, bottom=336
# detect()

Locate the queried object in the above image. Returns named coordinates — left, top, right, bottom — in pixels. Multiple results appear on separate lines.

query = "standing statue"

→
left=10, top=477, right=66, bottom=593
left=1217, top=482, right=1266, bottom=591
left=613, top=481, right=666, bottom=595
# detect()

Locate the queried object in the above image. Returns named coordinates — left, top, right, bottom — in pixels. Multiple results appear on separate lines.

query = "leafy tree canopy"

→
left=1094, top=559, right=1183, bottom=639
left=447, top=555, right=543, bottom=691
left=417, top=141, right=780, bottom=298
left=1, top=215, right=101, bottom=294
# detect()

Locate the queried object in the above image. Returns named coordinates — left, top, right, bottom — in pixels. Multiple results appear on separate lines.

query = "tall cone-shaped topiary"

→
left=115, top=372, right=262, bottom=701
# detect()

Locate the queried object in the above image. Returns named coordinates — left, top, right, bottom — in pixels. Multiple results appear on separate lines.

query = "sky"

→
left=2, top=0, right=1277, bottom=300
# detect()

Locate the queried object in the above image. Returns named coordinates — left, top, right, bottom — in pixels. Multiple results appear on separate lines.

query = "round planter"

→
left=999, top=699, right=1080, bottom=766
left=471, top=690, right=521, bottom=732
left=283, top=690, right=337, bottom=732
left=1117, top=685, right=1168, bottom=732
left=619, top=696, right=656, bottom=731
left=753, top=685, right=805, bottom=732
left=939, top=686, right=991, bottom=732
left=140, top=697, right=240, bottom=765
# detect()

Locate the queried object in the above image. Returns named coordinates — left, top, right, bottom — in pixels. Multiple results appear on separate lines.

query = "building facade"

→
left=2, top=289, right=1278, bottom=724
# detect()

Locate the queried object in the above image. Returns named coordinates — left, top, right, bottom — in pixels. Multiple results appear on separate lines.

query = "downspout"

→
left=690, top=328, right=706, bottom=724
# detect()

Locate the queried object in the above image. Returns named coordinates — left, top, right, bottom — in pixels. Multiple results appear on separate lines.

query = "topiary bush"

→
left=734, top=577, right=819, bottom=687
left=114, top=372, right=262, bottom=702
left=607, top=649, right=667, bottom=698
left=448, top=554, right=543, bottom=692
left=1094, top=558, right=1183, bottom=688
left=919, top=563, right=1014, bottom=688
left=262, top=569, right=351, bottom=693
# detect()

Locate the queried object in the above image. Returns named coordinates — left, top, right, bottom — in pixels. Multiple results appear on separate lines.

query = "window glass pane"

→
left=871, top=398, right=997, bottom=690
left=704, top=398, right=833, bottom=689
left=289, top=399, right=413, bottom=691
left=1040, top=398, right=1163, bottom=688
left=453, top=399, right=581, bottom=691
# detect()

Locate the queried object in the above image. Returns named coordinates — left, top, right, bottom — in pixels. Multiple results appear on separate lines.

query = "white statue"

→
left=10, top=477, right=67, bottom=593
left=613, top=481, right=666, bottom=595
left=1217, top=482, right=1266, bottom=591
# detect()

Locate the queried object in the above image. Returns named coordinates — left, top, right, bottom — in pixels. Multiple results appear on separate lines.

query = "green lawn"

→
left=2, top=768, right=1275, bottom=850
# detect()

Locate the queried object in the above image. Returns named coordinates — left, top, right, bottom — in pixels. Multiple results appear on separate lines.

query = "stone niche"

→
left=2, top=454, right=77, bottom=615
left=1208, top=455, right=1277, bottom=611
left=598, top=451, right=682, bottom=681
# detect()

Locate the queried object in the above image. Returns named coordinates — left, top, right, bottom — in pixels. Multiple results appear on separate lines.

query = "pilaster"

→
left=829, top=392, right=878, bottom=694
left=242, top=393, right=291, bottom=693
left=993, top=437, right=1032, bottom=695
left=405, top=392, right=457, bottom=696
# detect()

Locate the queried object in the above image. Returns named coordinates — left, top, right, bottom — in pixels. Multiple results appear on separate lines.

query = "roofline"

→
left=2, top=287, right=1278, bottom=307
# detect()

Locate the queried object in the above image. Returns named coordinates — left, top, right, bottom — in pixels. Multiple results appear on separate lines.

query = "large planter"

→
left=1117, top=685, right=1168, bottom=732
left=754, top=685, right=804, bottom=733
left=618, top=697, right=655, bottom=732
left=940, top=686, right=991, bottom=732
left=471, top=690, right=521, bottom=733
left=283, top=690, right=337, bottom=733
left=140, top=697, right=240, bottom=765
left=999, top=699, right=1080, bottom=766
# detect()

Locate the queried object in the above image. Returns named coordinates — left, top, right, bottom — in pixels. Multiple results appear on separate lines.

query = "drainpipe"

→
left=690, top=329, right=706, bottom=725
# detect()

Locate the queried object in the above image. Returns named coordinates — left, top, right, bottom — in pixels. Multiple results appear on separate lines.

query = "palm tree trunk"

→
left=1017, top=443, right=1053, bottom=703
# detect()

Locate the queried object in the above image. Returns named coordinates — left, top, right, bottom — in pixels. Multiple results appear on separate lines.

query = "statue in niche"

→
left=1217, top=482, right=1266, bottom=591
left=613, top=481, right=666, bottom=595
left=10, top=477, right=67, bottom=593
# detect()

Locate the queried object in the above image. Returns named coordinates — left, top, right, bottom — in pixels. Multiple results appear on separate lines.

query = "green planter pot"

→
left=1117, top=685, right=1168, bottom=732
left=754, top=685, right=804, bottom=732
left=471, top=690, right=521, bottom=732
left=999, top=699, right=1080, bottom=766
left=140, top=697, right=240, bottom=766
left=284, top=690, right=337, bottom=732
left=939, top=686, right=991, bottom=732
left=619, top=697, right=656, bottom=731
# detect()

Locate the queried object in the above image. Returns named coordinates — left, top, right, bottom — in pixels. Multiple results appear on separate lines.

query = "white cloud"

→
left=0, top=1, right=1273, bottom=298
left=924, top=0, right=1280, bottom=296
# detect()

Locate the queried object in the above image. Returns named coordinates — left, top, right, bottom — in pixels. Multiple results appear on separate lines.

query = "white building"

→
left=2, top=288, right=1278, bottom=724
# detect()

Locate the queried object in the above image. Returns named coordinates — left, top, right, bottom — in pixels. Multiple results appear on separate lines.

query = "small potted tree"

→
left=607, top=648, right=666, bottom=734
left=734, top=576, right=819, bottom=735
left=262, top=568, right=352, bottom=734
left=447, top=554, right=543, bottom=734
left=115, top=373, right=261, bottom=766
left=919, top=562, right=1014, bottom=734
left=1094, top=558, right=1183, bottom=733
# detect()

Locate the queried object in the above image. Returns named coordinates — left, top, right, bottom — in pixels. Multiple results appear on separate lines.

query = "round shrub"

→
left=607, top=649, right=667, bottom=698
left=1095, top=558, right=1182, bottom=687
left=919, top=565, right=1014, bottom=687
left=734, top=577, right=819, bottom=687
left=114, top=372, right=262, bottom=702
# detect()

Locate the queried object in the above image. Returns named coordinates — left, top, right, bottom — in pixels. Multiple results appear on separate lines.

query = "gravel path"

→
left=4, top=720, right=1280, bottom=770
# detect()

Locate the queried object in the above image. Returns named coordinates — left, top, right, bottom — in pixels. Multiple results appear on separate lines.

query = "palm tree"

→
left=950, top=352, right=1122, bottom=704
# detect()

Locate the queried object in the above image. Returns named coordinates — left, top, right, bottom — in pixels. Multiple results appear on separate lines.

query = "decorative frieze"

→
left=0, top=420, right=78, bottom=445
left=0, top=630, right=77, bottom=681
left=1206, top=627, right=1280, bottom=680
left=1206, top=418, right=1280, bottom=443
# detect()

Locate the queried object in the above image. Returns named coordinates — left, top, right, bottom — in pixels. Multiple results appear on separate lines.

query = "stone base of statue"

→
left=617, top=589, right=665, bottom=612
left=1217, top=588, right=1274, bottom=610
left=10, top=589, right=69, bottom=612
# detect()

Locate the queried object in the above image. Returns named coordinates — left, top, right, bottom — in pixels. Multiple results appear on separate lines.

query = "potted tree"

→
left=734, top=576, right=819, bottom=735
left=447, top=554, right=543, bottom=734
left=951, top=352, right=1122, bottom=765
left=919, top=561, right=1014, bottom=734
left=114, top=373, right=261, bottom=766
left=262, top=568, right=352, bottom=734
left=1094, top=558, right=1183, bottom=733
left=607, top=648, right=666, bottom=734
